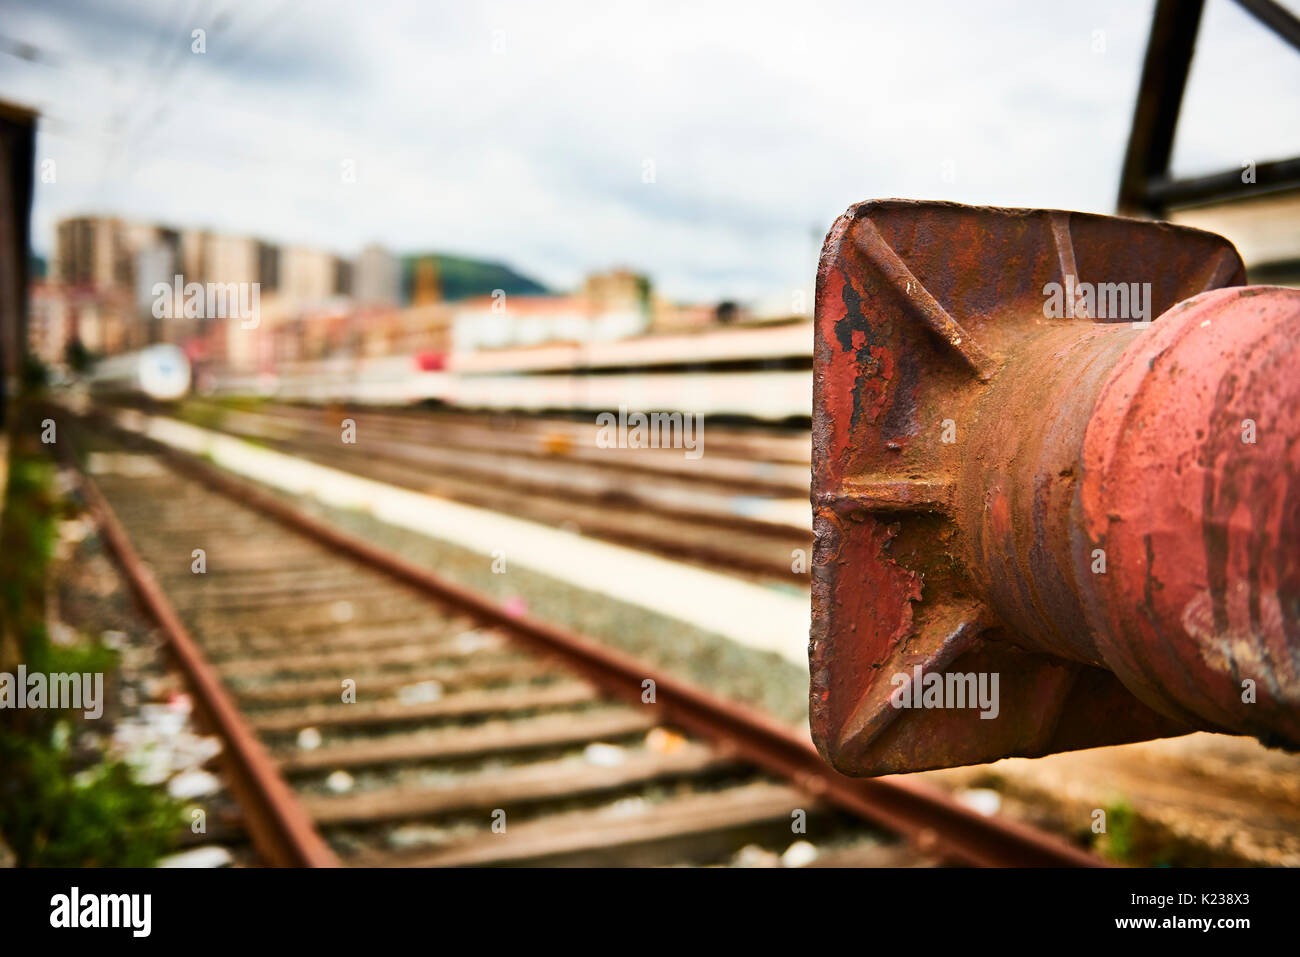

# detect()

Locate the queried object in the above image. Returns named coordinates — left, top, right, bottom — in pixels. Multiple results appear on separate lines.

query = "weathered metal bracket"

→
left=812, top=199, right=1299, bottom=776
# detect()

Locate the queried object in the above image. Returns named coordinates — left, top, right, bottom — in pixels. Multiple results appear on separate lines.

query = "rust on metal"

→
left=812, top=199, right=1299, bottom=776
left=83, top=410, right=1102, bottom=866
left=1077, top=285, right=1300, bottom=746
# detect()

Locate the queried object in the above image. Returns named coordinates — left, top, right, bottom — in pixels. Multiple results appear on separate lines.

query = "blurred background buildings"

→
left=26, top=211, right=798, bottom=379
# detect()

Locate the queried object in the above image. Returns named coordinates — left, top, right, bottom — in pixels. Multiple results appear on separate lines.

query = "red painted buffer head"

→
left=811, top=199, right=1300, bottom=776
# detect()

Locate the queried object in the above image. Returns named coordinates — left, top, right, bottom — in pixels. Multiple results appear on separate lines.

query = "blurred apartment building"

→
left=33, top=215, right=403, bottom=372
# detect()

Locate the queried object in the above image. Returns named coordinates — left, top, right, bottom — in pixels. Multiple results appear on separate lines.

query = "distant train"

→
left=435, top=321, right=812, bottom=420
left=107, top=322, right=814, bottom=421
left=88, top=344, right=192, bottom=402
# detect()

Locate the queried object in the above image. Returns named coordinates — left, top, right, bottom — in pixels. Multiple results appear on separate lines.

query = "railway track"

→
left=193, top=399, right=813, bottom=472
left=68, top=413, right=1101, bottom=868
left=150, top=398, right=813, bottom=584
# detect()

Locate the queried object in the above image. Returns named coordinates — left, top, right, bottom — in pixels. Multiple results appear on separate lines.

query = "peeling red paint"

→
left=1076, top=286, right=1300, bottom=744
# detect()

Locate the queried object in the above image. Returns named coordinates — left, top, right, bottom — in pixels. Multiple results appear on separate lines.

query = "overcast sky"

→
left=3, top=0, right=1298, bottom=302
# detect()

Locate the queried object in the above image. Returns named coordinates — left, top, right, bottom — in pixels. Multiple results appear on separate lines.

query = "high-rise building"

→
left=55, top=216, right=124, bottom=288
left=280, top=246, right=339, bottom=305
left=354, top=244, right=401, bottom=306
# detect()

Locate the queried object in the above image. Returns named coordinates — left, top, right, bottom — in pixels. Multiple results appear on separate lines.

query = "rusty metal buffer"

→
left=811, top=199, right=1300, bottom=776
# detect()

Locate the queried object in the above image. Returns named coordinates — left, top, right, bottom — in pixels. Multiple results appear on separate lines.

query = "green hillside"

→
left=401, top=253, right=549, bottom=303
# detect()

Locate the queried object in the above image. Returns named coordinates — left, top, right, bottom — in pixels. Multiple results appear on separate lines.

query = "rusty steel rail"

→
left=78, top=408, right=1102, bottom=867
left=72, top=448, right=339, bottom=868
left=147, top=406, right=810, bottom=582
